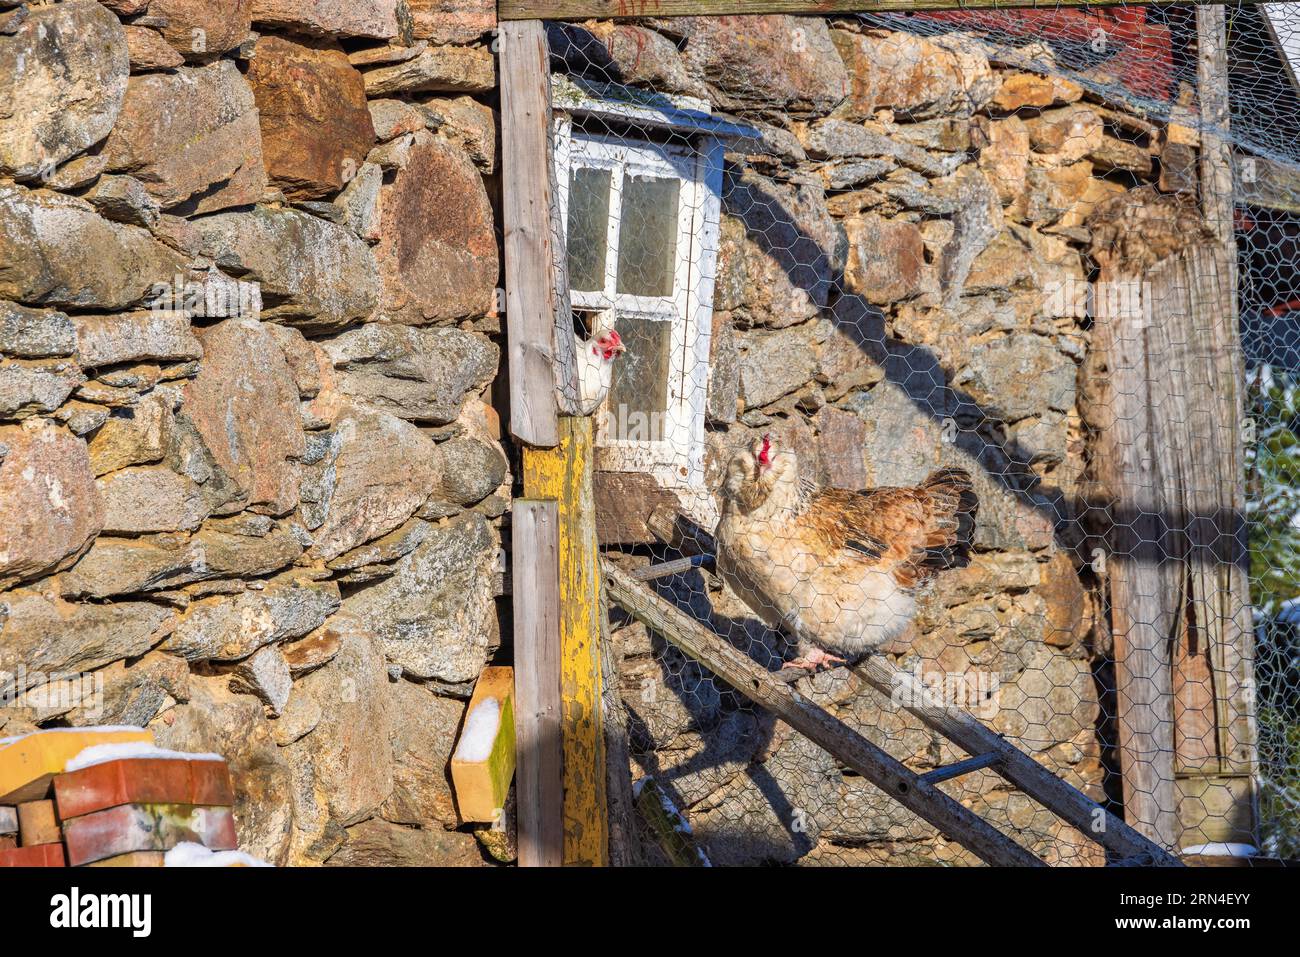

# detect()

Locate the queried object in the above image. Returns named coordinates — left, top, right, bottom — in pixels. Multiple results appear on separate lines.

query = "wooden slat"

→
left=500, top=20, right=562, bottom=448
left=850, top=657, right=1182, bottom=865
left=1092, top=269, right=1180, bottom=852
left=524, top=417, right=610, bottom=866
left=500, top=0, right=1254, bottom=21
left=603, top=561, right=1045, bottom=867
left=598, top=593, right=642, bottom=865
left=513, top=500, right=565, bottom=867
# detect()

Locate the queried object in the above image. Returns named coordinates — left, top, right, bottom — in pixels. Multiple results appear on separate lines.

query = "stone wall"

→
left=1, top=0, right=505, bottom=866
left=563, top=16, right=1186, bottom=865
left=1, top=2, right=1189, bottom=867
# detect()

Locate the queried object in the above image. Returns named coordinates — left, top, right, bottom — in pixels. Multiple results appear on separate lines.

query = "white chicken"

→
left=716, top=434, right=977, bottom=671
left=574, top=324, right=625, bottom=415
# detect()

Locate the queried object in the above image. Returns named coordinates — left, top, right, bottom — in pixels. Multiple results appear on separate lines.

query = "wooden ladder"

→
left=604, top=536, right=1182, bottom=867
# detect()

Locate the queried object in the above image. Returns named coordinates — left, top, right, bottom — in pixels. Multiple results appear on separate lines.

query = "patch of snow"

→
left=453, top=697, right=500, bottom=764
left=66, top=742, right=224, bottom=772
left=164, top=842, right=272, bottom=868
left=1181, top=842, right=1259, bottom=857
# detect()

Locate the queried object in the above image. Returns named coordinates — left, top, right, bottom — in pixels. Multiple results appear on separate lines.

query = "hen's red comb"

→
left=758, top=433, right=772, bottom=465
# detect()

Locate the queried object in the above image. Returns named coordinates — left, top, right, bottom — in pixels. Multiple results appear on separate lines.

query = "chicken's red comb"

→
left=758, top=433, right=772, bottom=465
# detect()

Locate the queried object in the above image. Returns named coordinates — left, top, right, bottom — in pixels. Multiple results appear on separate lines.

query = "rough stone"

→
left=271, top=686, right=322, bottom=745
left=326, top=818, right=484, bottom=866
left=409, top=0, right=494, bottom=43
left=101, top=61, right=266, bottom=215
left=0, top=360, right=83, bottom=419
left=60, top=520, right=304, bottom=598
left=381, top=679, right=463, bottom=829
left=362, top=45, right=494, bottom=96
left=0, top=422, right=102, bottom=589
left=550, top=21, right=703, bottom=99
left=342, top=513, right=498, bottom=682
left=0, top=590, right=174, bottom=693
left=978, top=117, right=1031, bottom=205
left=680, top=15, right=847, bottom=113
left=843, top=213, right=926, bottom=306
left=990, top=71, right=1082, bottom=113
left=163, top=573, right=340, bottom=662
left=373, top=133, right=497, bottom=324
left=96, top=465, right=211, bottom=533
left=66, top=651, right=189, bottom=727
left=123, top=26, right=186, bottom=71
left=715, top=168, right=837, bottom=327
left=738, top=322, right=823, bottom=409
left=192, top=206, right=379, bottom=331
left=302, top=406, right=440, bottom=560
left=0, top=302, right=76, bottom=358
left=88, top=393, right=173, bottom=476
left=830, top=28, right=995, bottom=121
left=422, top=96, right=496, bottom=172
left=0, top=0, right=129, bottom=179
left=83, top=175, right=162, bottom=229
left=280, top=621, right=343, bottom=675
left=248, top=35, right=376, bottom=200
left=251, top=0, right=409, bottom=41
left=368, top=99, right=426, bottom=142
left=433, top=436, right=506, bottom=506
left=229, top=644, right=293, bottom=715
left=150, top=675, right=295, bottom=865
left=181, top=318, right=305, bottom=515
left=324, top=323, right=497, bottom=424
left=0, top=185, right=190, bottom=310
left=72, top=311, right=200, bottom=370
left=286, top=613, right=394, bottom=832
left=956, top=333, right=1077, bottom=422
left=1026, top=106, right=1103, bottom=163
left=148, top=0, right=252, bottom=61
left=335, top=161, right=384, bottom=241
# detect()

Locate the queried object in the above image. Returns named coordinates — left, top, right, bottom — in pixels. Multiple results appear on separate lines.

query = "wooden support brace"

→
left=604, top=560, right=1044, bottom=867
left=513, top=500, right=564, bottom=867
left=524, top=418, right=610, bottom=866
left=919, top=752, right=1002, bottom=787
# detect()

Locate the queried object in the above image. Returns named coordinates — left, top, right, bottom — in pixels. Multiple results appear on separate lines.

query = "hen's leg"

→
left=783, top=636, right=846, bottom=672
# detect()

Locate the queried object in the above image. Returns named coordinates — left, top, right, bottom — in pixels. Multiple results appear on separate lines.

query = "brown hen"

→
left=715, top=434, right=977, bottom=670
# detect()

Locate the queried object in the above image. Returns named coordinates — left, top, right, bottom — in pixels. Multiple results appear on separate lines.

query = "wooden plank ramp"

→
left=603, top=558, right=1183, bottom=867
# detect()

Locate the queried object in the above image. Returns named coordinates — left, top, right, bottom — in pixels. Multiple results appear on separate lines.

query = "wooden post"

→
left=500, top=19, right=577, bottom=448
left=523, top=417, right=609, bottom=866
left=513, top=500, right=564, bottom=867
left=1092, top=273, right=1181, bottom=851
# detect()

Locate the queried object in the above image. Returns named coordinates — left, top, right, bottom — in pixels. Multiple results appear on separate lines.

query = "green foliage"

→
left=1246, top=366, right=1300, bottom=617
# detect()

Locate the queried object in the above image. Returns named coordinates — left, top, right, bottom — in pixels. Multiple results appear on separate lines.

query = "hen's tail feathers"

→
left=920, top=468, right=978, bottom=570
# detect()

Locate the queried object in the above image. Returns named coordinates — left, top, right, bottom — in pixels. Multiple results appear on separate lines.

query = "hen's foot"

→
left=783, top=648, right=847, bottom=672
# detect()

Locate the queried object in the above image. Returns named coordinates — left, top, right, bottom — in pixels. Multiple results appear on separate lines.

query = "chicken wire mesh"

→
left=542, top=3, right=1299, bottom=865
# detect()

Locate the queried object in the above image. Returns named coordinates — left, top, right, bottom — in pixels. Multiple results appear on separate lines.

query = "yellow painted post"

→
left=522, top=416, right=609, bottom=865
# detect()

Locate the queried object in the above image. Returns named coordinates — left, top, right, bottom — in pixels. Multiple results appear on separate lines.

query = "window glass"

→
left=616, top=173, right=680, bottom=298
left=567, top=166, right=612, bottom=292
left=605, top=315, right=670, bottom=442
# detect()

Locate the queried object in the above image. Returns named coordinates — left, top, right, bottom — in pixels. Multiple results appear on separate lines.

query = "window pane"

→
left=605, top=315, right=670, bottom=442
left=616, top=173, right=680, bottom=298
left=567, top=166, right=612, bottom=292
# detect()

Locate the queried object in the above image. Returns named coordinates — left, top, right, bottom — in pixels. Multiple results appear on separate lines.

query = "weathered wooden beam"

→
left=1091, top=271, right=1181, bottom=853
left=500, top=0, right=1257, bottom=22
left=524, top=417, right=610, bottom=866
left=850, top=657, right=1183, bottom=865
left=500, top=20, right=563, bottom=448
left=603, top=560, right=1045, bottom=867
left=513, top=500, right=565, bottom=867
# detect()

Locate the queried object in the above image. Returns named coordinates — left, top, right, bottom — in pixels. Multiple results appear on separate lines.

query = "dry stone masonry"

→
left=1, top=0, right=504, bottom=867
left=0, top=2, right=1196, bottom=866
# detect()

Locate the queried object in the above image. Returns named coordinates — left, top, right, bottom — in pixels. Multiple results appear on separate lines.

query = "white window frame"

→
left=554, top=118, right=724, bottom=521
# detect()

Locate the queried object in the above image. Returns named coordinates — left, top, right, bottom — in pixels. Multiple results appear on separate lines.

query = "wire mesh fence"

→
left=543, top=3, right=1297, bottom=865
